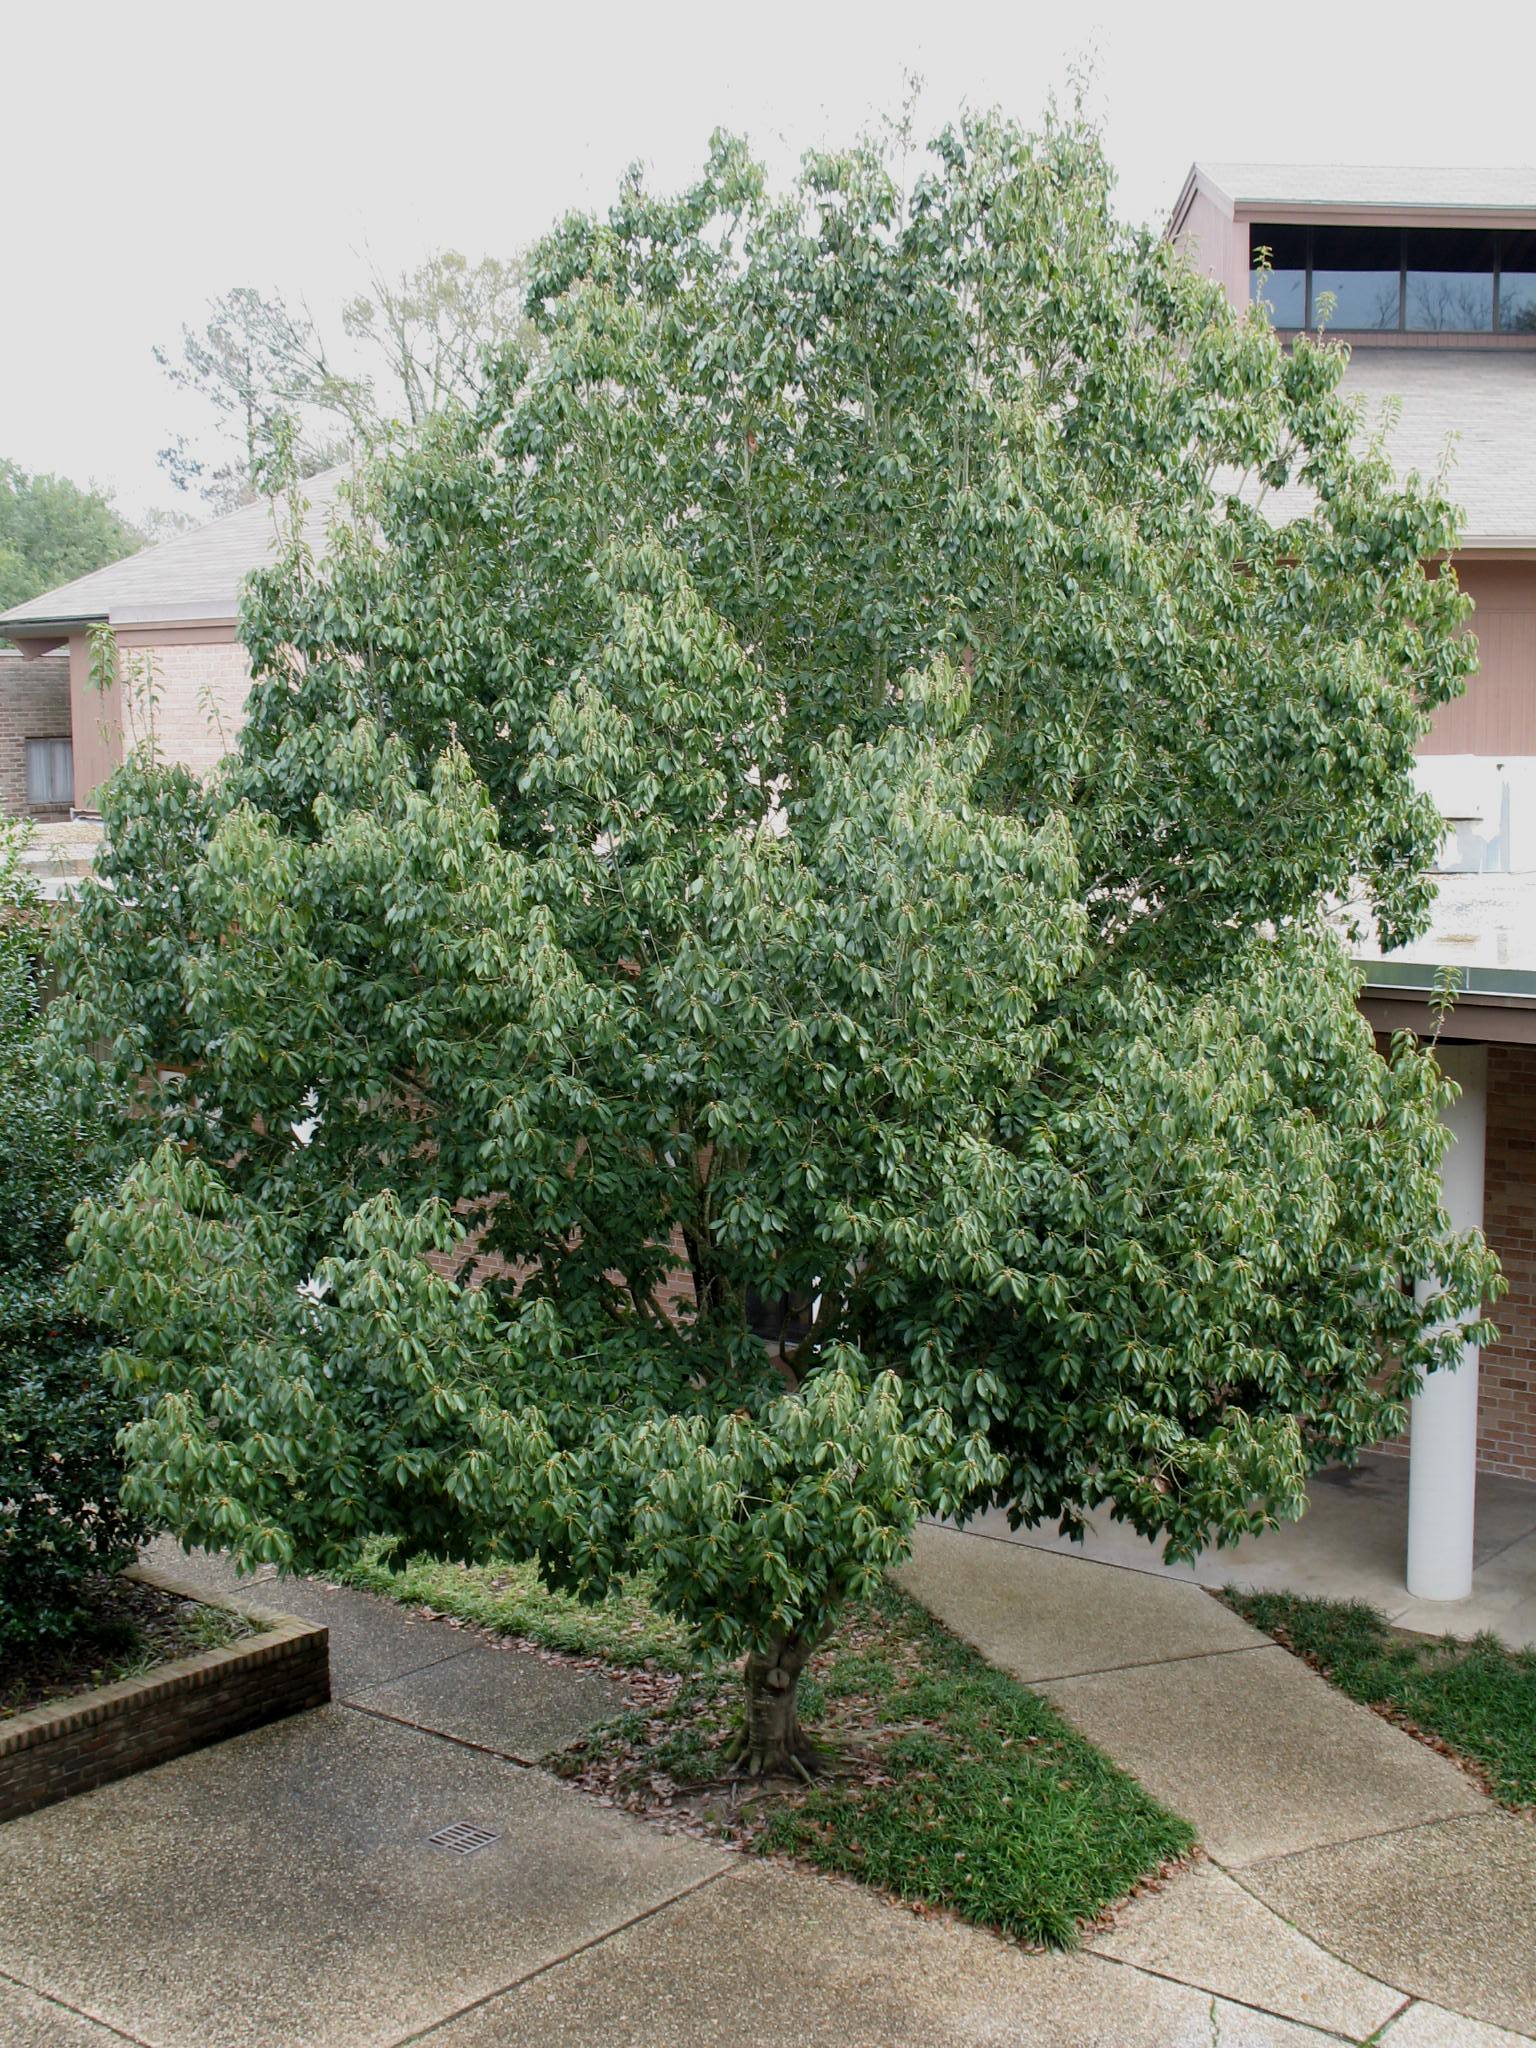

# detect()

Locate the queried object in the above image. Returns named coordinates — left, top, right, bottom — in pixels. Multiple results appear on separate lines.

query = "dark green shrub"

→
left=0, top=824, right=143, bottom=1650
left=0, top=1334, right=145, bottom=1649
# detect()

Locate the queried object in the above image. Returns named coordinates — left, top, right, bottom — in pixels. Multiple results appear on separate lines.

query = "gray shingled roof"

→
left=1196, top=163, right=1536, bottom=212
left=1247, top=347, right=1536, bottom=549
left=0, top=469, right=351, bottom=633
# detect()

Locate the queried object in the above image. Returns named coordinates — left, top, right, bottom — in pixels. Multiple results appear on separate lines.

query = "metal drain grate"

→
left=427, top=1821, right=501, bottom=1856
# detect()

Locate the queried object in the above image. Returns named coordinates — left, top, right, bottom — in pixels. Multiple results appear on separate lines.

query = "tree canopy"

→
left=63, top=108, right=1498, bottom=1768
left=157, top=252, right=531, bottom=511
left=0, top=460, right=144, bottom=621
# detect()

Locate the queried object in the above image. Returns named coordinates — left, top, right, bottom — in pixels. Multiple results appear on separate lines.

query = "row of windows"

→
left=1249, top=224, right=1536, bottom=333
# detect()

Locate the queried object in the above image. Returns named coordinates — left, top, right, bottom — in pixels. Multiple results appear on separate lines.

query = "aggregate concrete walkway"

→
left=901, top=1524, right=1536, bottom=2043
left=0, top=1541, right=1530, bottom=2046
left=971, top=1453, right=1536, bottom=1650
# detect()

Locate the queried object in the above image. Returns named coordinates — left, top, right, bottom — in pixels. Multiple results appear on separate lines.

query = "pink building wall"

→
left=1424, top=561, right=1536, bottom=756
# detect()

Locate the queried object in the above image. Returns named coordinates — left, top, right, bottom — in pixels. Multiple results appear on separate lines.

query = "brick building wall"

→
left=121, top=637, right=253, bottom=780
left=1478, top=1044, right=1536, bottom=1479
left=0, top=650, right=72, bottom=817
left=1376, top=1040, right=1536, bottom=1482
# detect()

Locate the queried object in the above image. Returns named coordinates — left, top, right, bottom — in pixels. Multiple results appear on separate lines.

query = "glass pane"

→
left=26, top=739, right=73, bottom=804
left=1405, top=229, right=1495, bottom=331
left=1499, top=230, right=1536, bottom=332
left=1249, top=223, right=1307, bottom=325
left=1312, top=225, right=1401, bottom=331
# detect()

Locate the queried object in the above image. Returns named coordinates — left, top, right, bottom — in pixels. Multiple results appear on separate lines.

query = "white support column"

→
left=1405, top=1042, right=1487, bottom=1603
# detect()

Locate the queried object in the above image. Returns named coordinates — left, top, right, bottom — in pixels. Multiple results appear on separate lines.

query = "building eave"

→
left=0, top=613, right=107, bottom=637
left=1232, top=201, right=1536, bottom=230
left=1360, top=959, right=1536, bottom=1003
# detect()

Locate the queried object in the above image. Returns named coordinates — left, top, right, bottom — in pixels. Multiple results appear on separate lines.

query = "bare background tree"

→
left=157, top=250, right=530, bottom=513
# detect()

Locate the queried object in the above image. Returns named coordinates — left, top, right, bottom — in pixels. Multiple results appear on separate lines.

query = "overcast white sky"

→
left=5, top=0, right=1534, bottom=523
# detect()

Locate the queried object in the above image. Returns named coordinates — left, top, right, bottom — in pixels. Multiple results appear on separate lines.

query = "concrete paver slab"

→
left=144, top=1538, right=476, bottom=1695
left=0, top=1704, right=728, bottom=2048
left=1241, top=1814, right=1536, bottom=2038
left=1391, top=1530, right=1536, bottom=1647
left=349, top=1640, right=625, bottom=1761
left=0, top=1976, right=136, bottom=2045
left=429, top=1862, right=1340, bottom=2048
left=234, top=1576, right=475, bottom=1697
left=1382, top=2001, right=1534, bottom=2048
left=1087, top=1860, right=1404, bottom=2038
left=968, top=1457, right=1536, bottom=1652
left=901, top=1523, right=1265, bottom=1681
left=142, top=1535, right=279, bottom=1594
left=1040, top=1644, right=1485, bottom=1865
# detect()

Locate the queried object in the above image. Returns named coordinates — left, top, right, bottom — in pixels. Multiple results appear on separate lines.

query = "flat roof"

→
left=1351, top=870, right=1536, bottom=1001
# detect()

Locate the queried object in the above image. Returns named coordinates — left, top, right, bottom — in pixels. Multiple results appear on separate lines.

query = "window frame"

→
left=24, top=736, right=74, bottom=809
left=1247, top=223, right=1535, bottom=334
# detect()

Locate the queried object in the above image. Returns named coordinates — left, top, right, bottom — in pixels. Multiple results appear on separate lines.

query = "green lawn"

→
left=350, top=1550, right=1193, bottom=1947
left=746, top=1585, right=1195, bottom=1945
left=1223, top=1588, right=1536, bottom=1811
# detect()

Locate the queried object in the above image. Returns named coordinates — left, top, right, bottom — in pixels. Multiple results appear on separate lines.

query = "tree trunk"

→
left=739, top=1636, right=819, bottom=1776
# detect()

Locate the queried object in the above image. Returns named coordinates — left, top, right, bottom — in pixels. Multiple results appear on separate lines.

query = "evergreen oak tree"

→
left=63, top=110, right=1497, bottom=1771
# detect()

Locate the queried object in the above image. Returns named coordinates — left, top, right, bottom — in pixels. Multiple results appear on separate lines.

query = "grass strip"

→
left=553, top=1581, right=1195, bottom=1948
left=340, top=1542, right=696, bottom=1671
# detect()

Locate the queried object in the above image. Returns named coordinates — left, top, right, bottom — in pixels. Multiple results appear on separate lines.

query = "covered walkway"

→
left=962, top=1451, right=1536, bottom=1648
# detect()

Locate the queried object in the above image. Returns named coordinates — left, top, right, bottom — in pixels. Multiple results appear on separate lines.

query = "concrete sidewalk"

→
left=0, top=1542, right=1529, bottom=2046
left=972, top=1452, right=1536, bottom=1649
left=902, top=1525, right=1536, bottom=2042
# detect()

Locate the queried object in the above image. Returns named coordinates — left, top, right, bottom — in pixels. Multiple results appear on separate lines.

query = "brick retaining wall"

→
left=0, top=1566, right=329, bottom=1824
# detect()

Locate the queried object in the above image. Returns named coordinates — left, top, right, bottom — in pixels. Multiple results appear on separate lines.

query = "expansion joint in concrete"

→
left=384, top=1867, right=735, bottom=2046
left=0, top=1962, right=155, bottom=2046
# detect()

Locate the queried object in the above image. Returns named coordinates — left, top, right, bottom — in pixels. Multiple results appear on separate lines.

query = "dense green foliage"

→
left=558, top=1581, right=1195, bottom=1946
left=1227, top=1589, right=1536, bottom=1810
left=60, top=109, right=1499, bottom=1744
left=0, top=827, right=141, bottom=1650
left=0, top=459, right=143, bottom=620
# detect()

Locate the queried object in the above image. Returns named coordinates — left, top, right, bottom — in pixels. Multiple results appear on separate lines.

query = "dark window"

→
left=744, top=1286, right=815, bottom=1352
left=1311, top=226, right=1402, bottom=331
left=1249, top=223, right=1307, bottom=326
left=1406, top=228, right=1495, bottom=331
left=24, top=737, right=72, bottom=807
left=1241, top=223, right=1536, bottom=337
left=1500, top=230, right=1536, bottom=332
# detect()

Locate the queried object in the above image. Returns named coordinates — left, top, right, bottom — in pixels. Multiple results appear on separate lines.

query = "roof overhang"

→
left=1358, top=959, right=1536, bottom=1045
left=1174, top=163, right=1536, bottom=239
left=1233, top=202, right=1536, bottom=230
left=0, top=614, right=105, bottom=639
